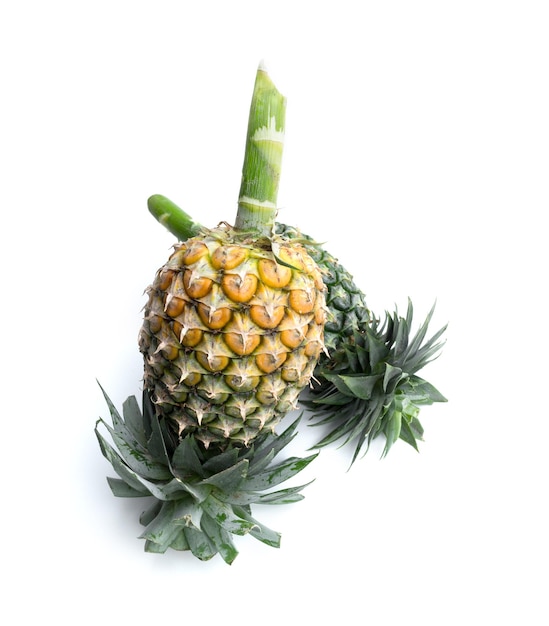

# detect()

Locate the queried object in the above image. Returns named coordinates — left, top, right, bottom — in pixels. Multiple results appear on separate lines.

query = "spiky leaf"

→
left=96, top=386, right=316, bottom=563
left=305, top=303, right=447, bottom=462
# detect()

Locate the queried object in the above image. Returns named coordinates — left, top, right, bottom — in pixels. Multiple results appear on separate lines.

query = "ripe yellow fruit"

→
left=139, top=226, right=326, bottom=450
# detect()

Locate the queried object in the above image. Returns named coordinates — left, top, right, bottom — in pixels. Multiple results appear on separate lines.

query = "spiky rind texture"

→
left=275, top=224, right=371, bottom=354
left=139, top=225, right=326, bottom=451
left=95, top=385, right=317, bottom=564
left=303, top=300, right=447, bottom=463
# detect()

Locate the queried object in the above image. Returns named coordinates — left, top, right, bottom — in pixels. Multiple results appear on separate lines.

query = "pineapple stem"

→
left=235, top=62, right=286, bottom=237
left=147, top=194, right=202, bottom=240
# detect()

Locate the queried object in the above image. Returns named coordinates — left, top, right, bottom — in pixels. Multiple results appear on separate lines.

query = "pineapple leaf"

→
left=95, top=422, right=152, bottom=496
left=213, top=490, right=261, bottom=506
left=306, top=300, right=447, bottom=462
left=201, top=494, right=257, bottom=536
left=244, top=448, right=275, bottom=477
left=405, top=376, right=448, bottom=404
left=311, top=408, right=363, bottom=448
left=200, top=513, right=239, bottom=565
left=408, top=416, right=425, bottom=440
left=241, top=453, right=318, bottom=491
left=233, top=506, right=282, bottom=548
left=171, top=436, right=207, bottom=479
left=140, top=500, right=162, bottom=527
left=168, top=530, right=190, bottom=552
left=171, top=498, right=204, bottom=531
left=106, top=477, right=149, bottom=498
left=168, top=479, right=212, bottom=503
left=99, top=418, right=172, bottom=481
left=122, top=395, right=147, bottom=448
left=393, top=314, right=410, bottom=358
left=217, top=480, right=312, bottom=506
left=182, top=525, right=217, bottom=561
left=146, top=407, right=172, bottom=467
left=254, top=482, right=312, bottom=505
left=355, top=342, right=371, bottom=372
left=97, top=423, right=194, bottom=501
left=202, top=447, right=241, bottom=475
left=402, top=301, right=434, bottom=361
left=97, top=385, right=148, bottom=456
left=324, top=373, right=382, bottom=401
left=140, top=500, right=190, bottom=552
left=320, top=374, right=363, bottom=399
left=141, top=388, right=155, bottom=441
left=366, top=329, right=390, bottom=369
left=247, top=416, right=301, bottom=470
left=140, top=496, right=204, bottom=554
left=382, top=408, right=402, bottom=457
left=96, top=387, right=315, bottom=561
left=310, top=389, right=355, bottom=406
left=202, top=459, right=249, bottom=492
left=398, top=417, right=421, bottom=451
left=383, top=364, right=405, bottom=394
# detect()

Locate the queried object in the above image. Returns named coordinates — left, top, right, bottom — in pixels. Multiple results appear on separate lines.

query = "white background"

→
left=2, top=1, right=548, bottom=624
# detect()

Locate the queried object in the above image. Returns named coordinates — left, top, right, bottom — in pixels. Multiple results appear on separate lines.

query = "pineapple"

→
left=148, top=196, right=447, bottom=461
left=147, top=200, right=371, bottom=362
left=138, top=65, right=326, bottom=452
left=96, top=62, right=446, bottom=562
left=138, top=226, right=326, bottom=451
left=277, top=227, right=447, bottom=461
left=96, top=64, right=324, bottom=562
left=274, top=223, right=371, bottom=354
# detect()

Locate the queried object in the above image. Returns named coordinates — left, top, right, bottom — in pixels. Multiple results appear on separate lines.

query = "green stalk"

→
left=147, top=194, right=202, bottom=240
left=235, top=62, right=286, bottom=236
left=147, top=65, right=286, bottom=241
left=148, top=194, right=202, bottom=241
left=148, top=64, right=286, bottom=241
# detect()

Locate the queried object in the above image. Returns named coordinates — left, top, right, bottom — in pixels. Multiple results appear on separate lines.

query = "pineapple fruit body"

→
left=139, top=225, right=327, bottom=450
left=275, top=224, right=371, bottom=356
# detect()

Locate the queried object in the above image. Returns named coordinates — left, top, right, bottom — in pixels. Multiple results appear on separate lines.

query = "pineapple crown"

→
left=95, top=384, right=317, bottom=564
left=304, top=300, right=447, bottom=464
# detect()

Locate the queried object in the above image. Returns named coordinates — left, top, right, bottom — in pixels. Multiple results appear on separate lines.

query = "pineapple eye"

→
left=181, top=241, right=209, bottom=265
left=224, top=332, right=261, bottom=356
left=161, top=344, right=180, bottom=361
left=183, top=270, right=213, bottom=299
left=196, top=352, right=230, bottom=372
left=181, top=372, right=202, bottom=386
left=147, top=314, right=163, bottom=334
left=197, top=304, right=232, bottom=330
left=211, top=245, right=249, bottom=270
left=157, top=268, right=176, bottom=291
left=165, top=295, right=185, bottom=318
left=279, top=328, right=304, bottom=349
left=288, top=289, right=316, bottom=314
left=249, top=304, right=285, bottom=329
left=255, top=352, right=287, bottom=374
left=221, top=273, right=258, bottom=303
left=224, top=374, right=260, bottom=392
left=257, top=258, right=292, bottom=288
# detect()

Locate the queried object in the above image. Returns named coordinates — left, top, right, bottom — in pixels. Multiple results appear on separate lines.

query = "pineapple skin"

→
left=139, top=226, right=327, bottom=450
left=274, top=224, right=371, bottom=356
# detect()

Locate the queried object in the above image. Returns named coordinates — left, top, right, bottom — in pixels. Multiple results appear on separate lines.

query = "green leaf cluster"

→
left=95, top=384, right=317, bottom=564
left=304, top=300, right=447, bottom=464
